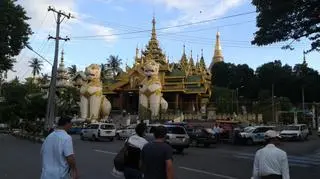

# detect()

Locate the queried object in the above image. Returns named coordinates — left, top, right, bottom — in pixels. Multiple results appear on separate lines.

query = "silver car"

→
left=146, top=124, right=190, bottom=153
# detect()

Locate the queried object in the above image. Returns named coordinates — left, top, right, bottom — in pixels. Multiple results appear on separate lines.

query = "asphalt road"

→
left=1, top=133, right=320, bottom=179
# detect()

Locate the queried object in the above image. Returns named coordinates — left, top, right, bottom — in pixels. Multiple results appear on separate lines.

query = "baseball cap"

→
left=265, top=130, right=281, bottom=139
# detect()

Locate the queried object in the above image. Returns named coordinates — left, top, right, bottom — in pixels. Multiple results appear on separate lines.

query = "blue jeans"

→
left=124, top=167, right=142, bottom=179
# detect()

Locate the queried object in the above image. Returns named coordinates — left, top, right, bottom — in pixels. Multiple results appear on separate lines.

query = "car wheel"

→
left=204, top=143, right=210, bottom=147
left=116, top=133, right=120, bottom=140
left=246, top=138, right=253, bottom=145
left=80, top=134, right=85, bottom=141
left=191, top=139, right=198, bottom=147
left=92, top=135, right=97, bottom=141
left=110, top=137, right=114, bottom=142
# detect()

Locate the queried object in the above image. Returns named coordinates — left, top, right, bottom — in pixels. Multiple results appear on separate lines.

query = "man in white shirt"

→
left=41, top=116, right=79, bottom=179
left=252, top=130, right=290, bottom=179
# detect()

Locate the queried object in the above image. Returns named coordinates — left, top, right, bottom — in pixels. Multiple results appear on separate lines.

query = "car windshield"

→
left=166, top=126, right=186, bottom=134
left=101, top=124, right=115, bottom=129
left=244, top=127, right=255, bottom=133
left=286, top=126, right=300, bottom=130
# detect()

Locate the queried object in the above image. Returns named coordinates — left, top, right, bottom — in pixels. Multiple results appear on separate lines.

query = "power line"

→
left=71, top=11, right=255, bottom=39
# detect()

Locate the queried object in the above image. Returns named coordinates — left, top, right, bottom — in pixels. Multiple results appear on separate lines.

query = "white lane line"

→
left=94, top=149, right=117, bottom=155
left=179, top=166, right=239, bottom=179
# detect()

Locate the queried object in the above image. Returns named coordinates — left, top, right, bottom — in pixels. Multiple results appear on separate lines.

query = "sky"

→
left=7, top=0, right=319, bottom=80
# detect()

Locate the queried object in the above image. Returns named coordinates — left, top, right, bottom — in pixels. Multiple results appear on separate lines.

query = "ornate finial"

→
left=201, top=49, right=204, bottom=57
left=136, top=46, right=139, bottom=58
left=189, top=50, right=194, bottom=67
left=60, top=49, right=64, bottom=64
left=151, top=16, right=157, bottom=40
left=183, top=44, right=186, bottom=54
left=190, top=50, right=193, bottom=58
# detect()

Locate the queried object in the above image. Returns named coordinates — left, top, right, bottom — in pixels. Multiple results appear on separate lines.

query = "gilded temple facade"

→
left=103, top=17, right=223, bottom=117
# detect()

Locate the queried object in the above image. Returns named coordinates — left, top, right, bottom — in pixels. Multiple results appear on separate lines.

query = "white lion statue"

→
left=139, top=60, right=168, bottom=118
left=79, top=64, right=111, bottom=122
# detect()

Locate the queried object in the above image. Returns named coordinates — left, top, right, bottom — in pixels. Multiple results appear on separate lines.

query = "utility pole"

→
left=302, top=87, right=305, bottom=121
left=272, top=83, right=275, bottom=123
left=45, top=6, right=71, bottom=132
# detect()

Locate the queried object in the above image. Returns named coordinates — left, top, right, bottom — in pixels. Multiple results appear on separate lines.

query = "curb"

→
left=11, top=132, right=44, bottom=143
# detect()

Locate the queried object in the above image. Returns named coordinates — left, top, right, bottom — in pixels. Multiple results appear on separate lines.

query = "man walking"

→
left=123, top=123, right=148, bottom=179
left=252, top=130, right=290, bottom=179
left=40, top=116, right=79, bottom=179
left=141, top=126, right=174, bottom=179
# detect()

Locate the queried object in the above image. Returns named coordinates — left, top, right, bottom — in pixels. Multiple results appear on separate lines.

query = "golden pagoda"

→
left=103, top=17, right=212, bottom=117
left=209, top=31, right=224, bottom=70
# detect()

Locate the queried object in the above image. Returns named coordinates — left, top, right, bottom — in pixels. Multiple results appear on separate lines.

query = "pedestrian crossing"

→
left=232, top=151, right=320, bottom=168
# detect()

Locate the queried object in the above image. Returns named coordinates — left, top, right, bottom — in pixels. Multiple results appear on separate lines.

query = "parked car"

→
left=80, top=123, right=116, bottom=141
left=318, top=126, right=320, bottom=137
left=280, top=124, right=309, bottom=141
left=116, top=124, right=136, bottom=140
left=146, top=124, right=190, bottom=153
left=0, top=123, right=9, bottom=134
left=239, top=126, right=275, bottom=145
left=188, top=127, right=217, bottom=147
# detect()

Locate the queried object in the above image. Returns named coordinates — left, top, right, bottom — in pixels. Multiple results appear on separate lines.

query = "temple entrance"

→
left=124, top=92, right=139, bottom=114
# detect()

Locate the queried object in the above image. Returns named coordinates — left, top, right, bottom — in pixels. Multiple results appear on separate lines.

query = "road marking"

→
left=179, top=166, right=238, bottom=179
left=233, top=152, right=320, bottom=168
left=94, top=149, right=117, bottom=155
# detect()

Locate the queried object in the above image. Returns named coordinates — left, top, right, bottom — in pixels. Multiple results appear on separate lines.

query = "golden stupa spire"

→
left=180, top=44, right=188, bottom=68
left=200, top=49, right=206, bottom=69
left=189, top=50, right=194, bottom=67
left=209, top=31, right=224, bottom=70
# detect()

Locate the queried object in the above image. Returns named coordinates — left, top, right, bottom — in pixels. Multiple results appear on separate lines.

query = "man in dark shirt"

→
left=141, top=126, right=174, bottom=179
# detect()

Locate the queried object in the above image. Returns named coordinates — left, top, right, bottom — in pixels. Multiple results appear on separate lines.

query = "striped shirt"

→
left=253, top=144, right=290, bottom=179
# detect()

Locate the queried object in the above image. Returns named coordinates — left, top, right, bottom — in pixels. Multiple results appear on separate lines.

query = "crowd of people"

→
left=40, top=116, right=290, bottom=179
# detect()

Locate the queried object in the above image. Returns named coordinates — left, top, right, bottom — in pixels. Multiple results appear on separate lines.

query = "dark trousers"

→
left=124, top=167, right=142, bottom=179
left=261, top=174, right=282, bottom=179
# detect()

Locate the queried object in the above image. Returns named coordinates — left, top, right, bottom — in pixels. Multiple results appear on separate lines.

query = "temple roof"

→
left=142, top=16, right=166, bottom=65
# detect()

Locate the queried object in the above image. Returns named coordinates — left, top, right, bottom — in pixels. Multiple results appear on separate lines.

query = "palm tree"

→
left=107, top=55, right=122, bottom=79
left=100, top=63, right=106, bottom=81
left=28, top=58, right=43, bottom=77
left=40, top=73, right=50, bottom=85
left=68, top=65, right=77, bottom=77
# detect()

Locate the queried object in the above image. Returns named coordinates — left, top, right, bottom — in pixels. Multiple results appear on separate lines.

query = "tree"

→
left=39, top=73, right=50, bottom=85
left=251, top=0, right=320, bottom=52
left=107, top=55, right=122, bottom=79
left=0, top=0, right=32, bottom=76
left=68, top=65, right=77, bottom=77
left=28, top=58, right=43, bottom=77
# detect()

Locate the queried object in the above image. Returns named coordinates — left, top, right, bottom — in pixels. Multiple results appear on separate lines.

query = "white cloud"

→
left=88, top=24, right=118, bottom=43
left=144, top=0, right=247, bottom=27
left=6, top=0, right=118, bottom=81
left=113, top=6, right=126, bottom=12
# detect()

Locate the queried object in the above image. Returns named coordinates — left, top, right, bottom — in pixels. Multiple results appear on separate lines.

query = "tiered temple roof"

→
left=103, top=17, right=213, bottom=99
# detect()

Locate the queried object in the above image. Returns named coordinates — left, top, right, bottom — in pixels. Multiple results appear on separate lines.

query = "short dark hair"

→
left=135, top=123, right=147, bottom=137
left=57, top=116, right=72, bottom=127
left=154, top=126, right=167, bottom=139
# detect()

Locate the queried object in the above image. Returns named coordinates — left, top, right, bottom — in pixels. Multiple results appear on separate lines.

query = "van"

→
left=80, top=123, right=116, bottom=141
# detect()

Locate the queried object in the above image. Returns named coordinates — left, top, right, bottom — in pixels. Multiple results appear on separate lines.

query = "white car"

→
left=280, top=124, right=309, bottom=141
left=318, top=127, right=320, bottom=137
left=239, top=126, right=275, bottom=145
left=116, top=124, right=136, bottom=140
left=80, top=123, right=116, bottom=141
